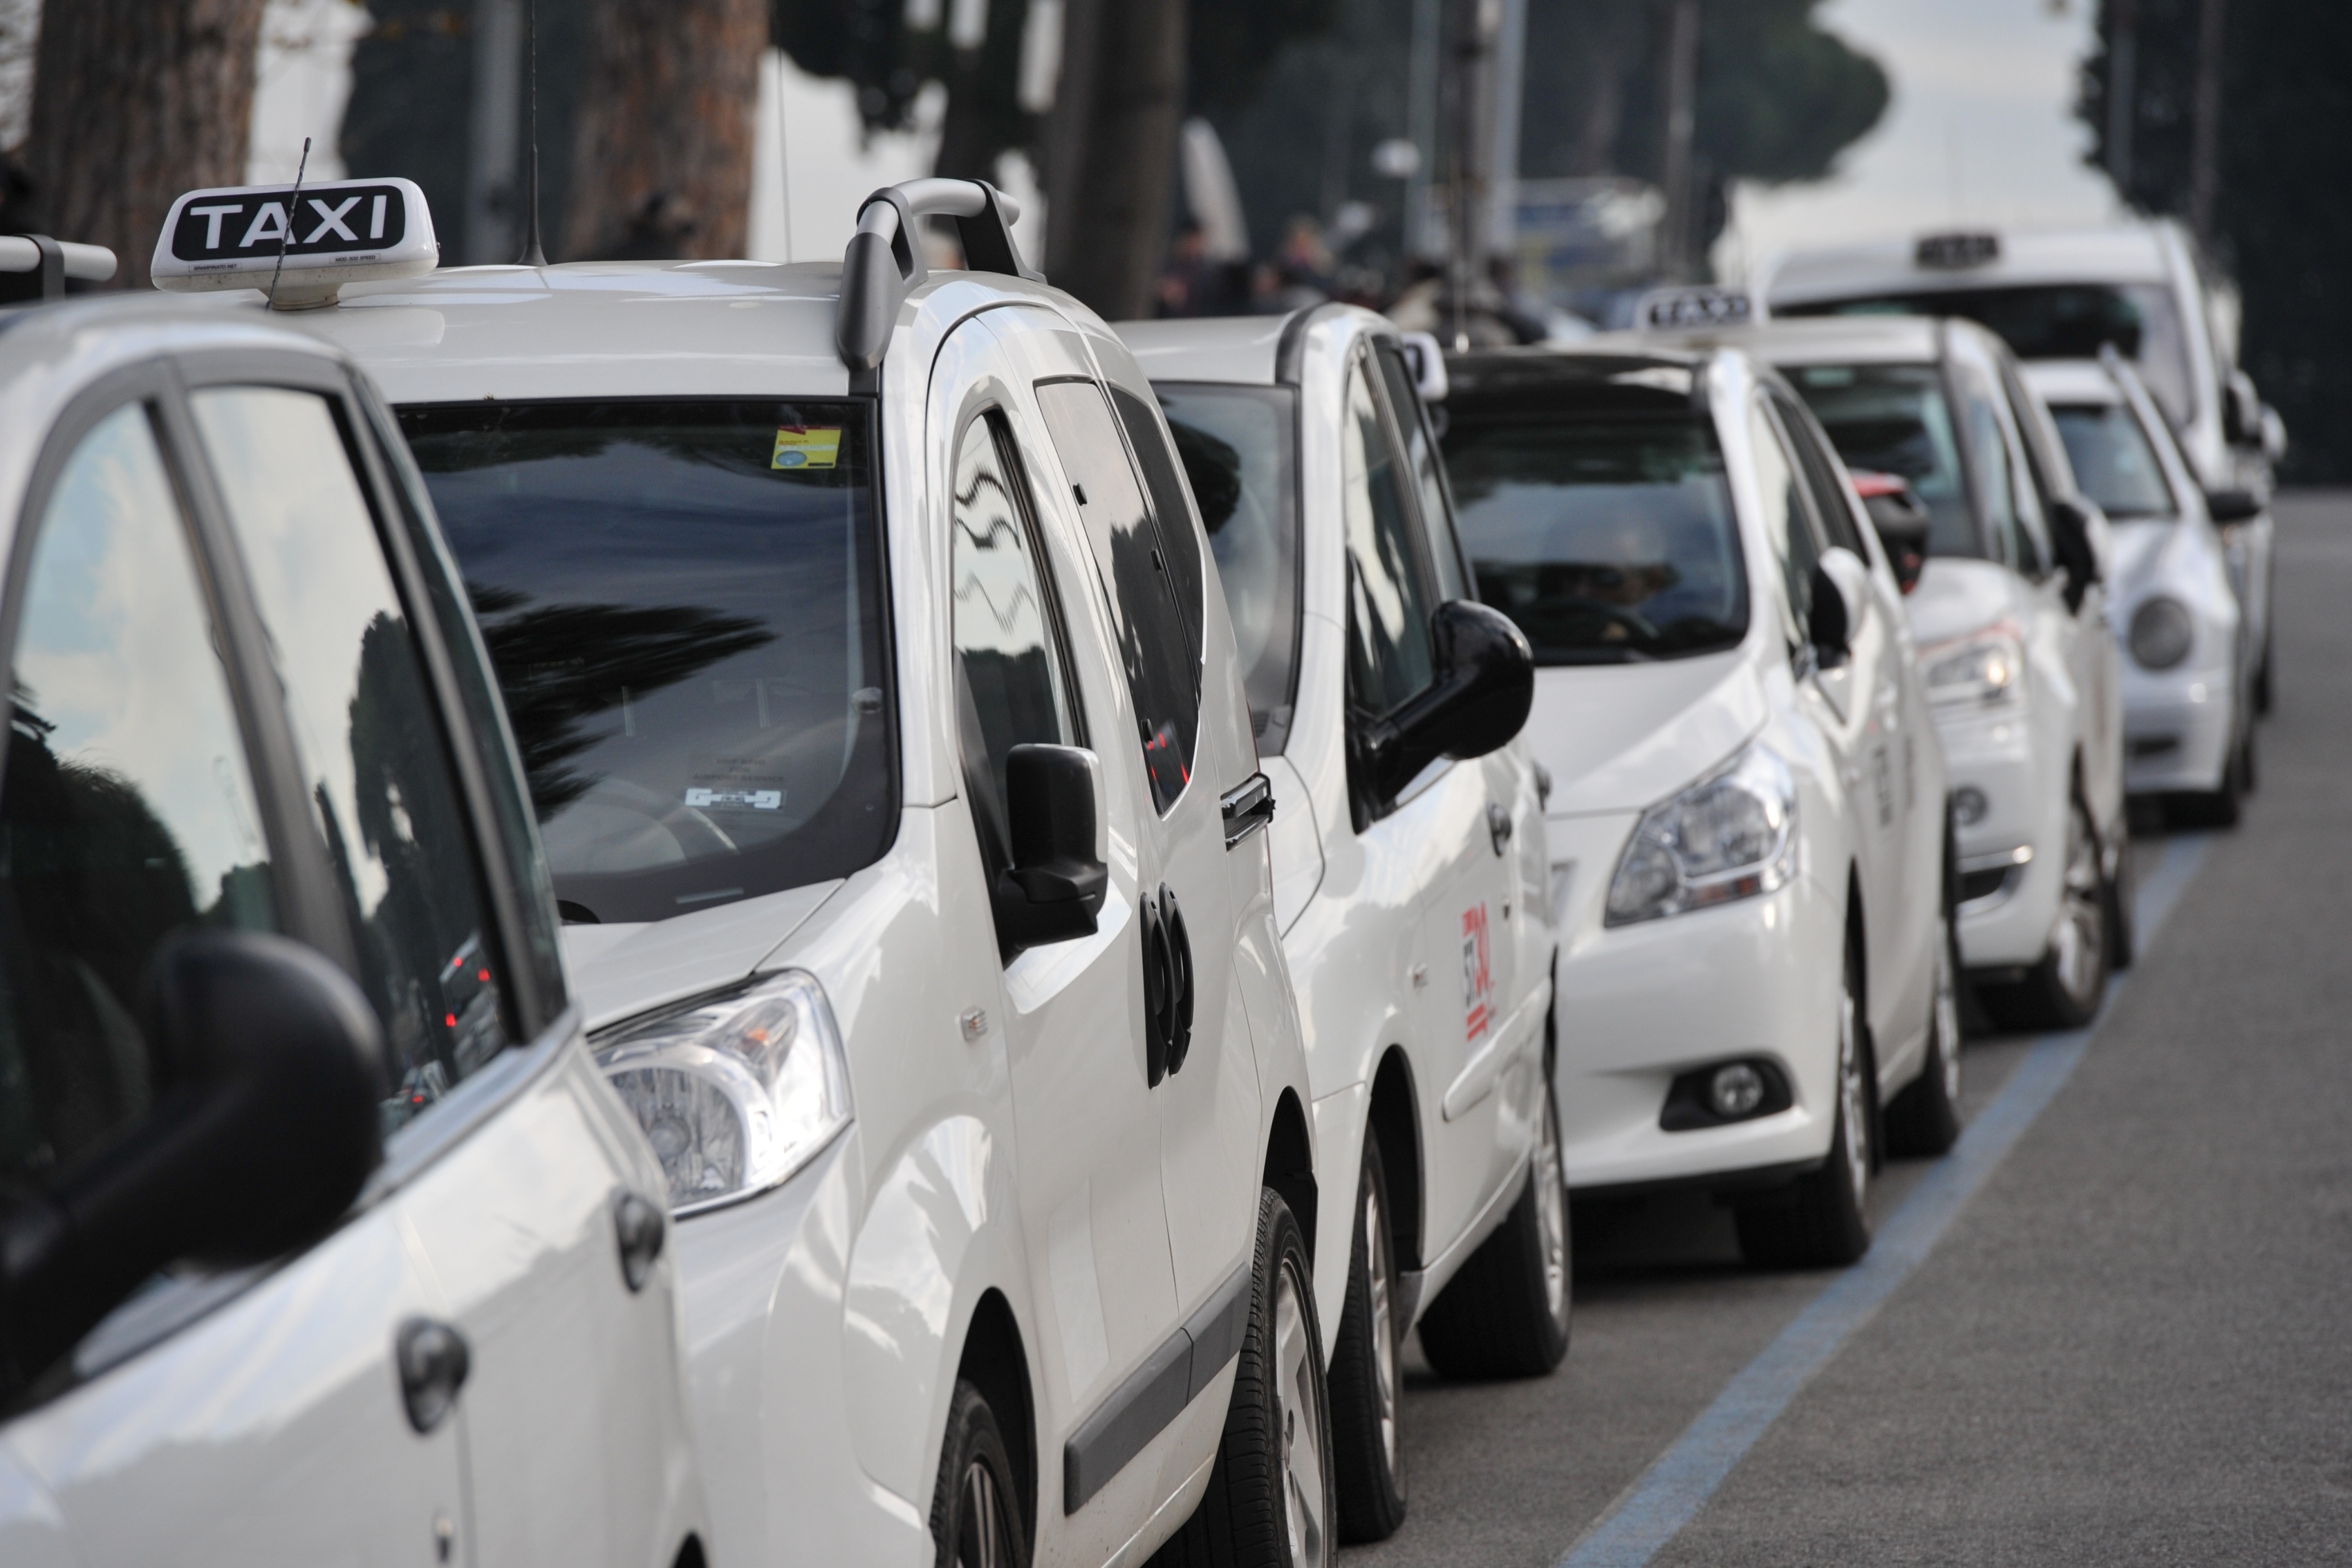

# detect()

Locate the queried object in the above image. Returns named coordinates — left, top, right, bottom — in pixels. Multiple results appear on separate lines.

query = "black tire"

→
left=1737, top=940, right=1873, bottom=1268
left=2255, top=630, right=2274, bottom=715
left=2105, top=810, right=2136, bottom=972
left=1885, top=899, right=1963, bottom=1157
left=2166, top=732, right=2247, bottom=828
left=930, top=1379, right=1029, bottom=1568
left=1980, top=794, right=2109, bottom=1032
left=1417, top=1073, right=1572, bottom=1380
left=1153, top=1190, right=1333, bottom=1568
left=1329, top=1137, right=1407, bottom=1543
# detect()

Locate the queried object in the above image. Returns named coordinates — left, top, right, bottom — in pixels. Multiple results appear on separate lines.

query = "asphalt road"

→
left=1347, top=491, right=2352, bottom=1567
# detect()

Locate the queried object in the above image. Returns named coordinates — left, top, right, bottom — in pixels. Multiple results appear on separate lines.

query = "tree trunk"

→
left=565, top=0, right=765, bottom=261
left=22, top=0, right=269, bottom=290
left=1043, top=0, right=1187, bottom=320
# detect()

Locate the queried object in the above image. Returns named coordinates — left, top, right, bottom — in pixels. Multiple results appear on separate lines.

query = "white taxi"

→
left=0, top=283, right=708, bottom=1564
left=1441, top=344, right=1956, bottom=1268
left=1645, top=316, right=2131, bottom=1030
left=1120, top=309, right=1560, bottom=1541
left=205, top=176, right=1332, bottom=1568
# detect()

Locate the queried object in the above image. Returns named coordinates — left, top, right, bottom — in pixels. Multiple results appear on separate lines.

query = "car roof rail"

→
left=836, top=177, right=1041, bottom=372
left=0, top=235, right=119, bottom=299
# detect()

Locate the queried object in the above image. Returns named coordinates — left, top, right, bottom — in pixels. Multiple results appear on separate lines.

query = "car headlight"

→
left=2128, top=595, right=2196, bottom=670
left=595, top=970, right=853, bottom=1214
left=1605, top=742, right=1798, bottom=927
left=1921, top=625, right=2024, bottom=708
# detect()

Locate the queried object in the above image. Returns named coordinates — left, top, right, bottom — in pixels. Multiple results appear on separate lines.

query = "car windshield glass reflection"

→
left=1780, top=284, right=2194, bottom=431
left=2051, top=402, right=2178, bottom=521
left=1443, top=414, right=1748, bottom=664
left=399, top=400, right=892, bottom=925
left=1788, top=363, right=1980, bottom=558
left=1157, top=385, right=1299, bottom=747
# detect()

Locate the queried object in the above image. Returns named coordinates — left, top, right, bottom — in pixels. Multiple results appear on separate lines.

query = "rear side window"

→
left=0, top=404, right=278, bottom=1194
left=1035, top=379, right=1199, bottom=813
left=192, top=386, right=510, bottom=1132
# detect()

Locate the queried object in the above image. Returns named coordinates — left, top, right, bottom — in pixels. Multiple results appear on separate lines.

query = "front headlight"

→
left=2128, top=595, right=2196, bottom=670
left=1921, top=625, right=2024, bottom=708
left=1605, top=742, right=1798, bottom=927
left=595, top=970, right=853, bottom=1214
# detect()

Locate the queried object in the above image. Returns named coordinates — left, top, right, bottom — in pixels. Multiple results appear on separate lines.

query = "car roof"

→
left=2020, top=357, right=2126, bottom=406
left=1116, top=314, right=1297, bottom=385
left=1592, top=315, right=1950, bottom=368
left=1765, top=223, right=2176, bottom=308
left=1443, top=344, right=1717, bottom=414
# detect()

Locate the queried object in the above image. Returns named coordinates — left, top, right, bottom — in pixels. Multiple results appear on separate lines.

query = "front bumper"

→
left=1545, top=811, right=1844, bottom=1194
left=2119, top=673, right=2235, bottom=794
left=1936, top=704, right=2065, bottom=970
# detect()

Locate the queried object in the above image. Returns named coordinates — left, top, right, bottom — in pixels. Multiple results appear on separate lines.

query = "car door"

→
left=0, top=374, right=467, bottom=1566
left=181, top=375, right=695, bottom=1568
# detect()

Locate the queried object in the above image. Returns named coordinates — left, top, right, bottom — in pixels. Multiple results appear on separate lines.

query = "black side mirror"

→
left=0, top=931, right=385, bottom=1394
left=2204, top=487, right=2263, bottom=525
left=1359, top=600, right=1535, bottom=802
left=2046, top=495, right=2102, bottom=612
left=1807, top=561, right=1850, bottom=666
left=993, top=743, right=1109, bottom=956
left=2223, top=371, right=2261, bottom=447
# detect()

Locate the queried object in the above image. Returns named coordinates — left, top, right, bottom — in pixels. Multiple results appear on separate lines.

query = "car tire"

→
left=2168, top=729, right=2247, bottom=828
left=1737, top=940, right=1873, bottom=1268
left=1328, top=1137, right=1407, bottom=1543
left=1884, top=900, right=1963, bottom=1158
left=1982, top=794, right=2109, bottom=1031
left=1416, top=1070, right=1573, bottom=1380
left=1154, top=1190, right=1333, bottom=1568
left=2255, top=630, right=2274, bottom=715
left=2105, top=811, right=2136, bottom=972
left=930, top=1379, right=1029, bottom=1568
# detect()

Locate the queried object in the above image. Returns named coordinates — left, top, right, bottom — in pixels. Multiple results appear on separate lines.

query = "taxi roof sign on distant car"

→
left=1913, top=231, right=2002, bottom=270
left=151, top=177, right=437, bottom=309
left=1633, top=286, right=1754, bottom=329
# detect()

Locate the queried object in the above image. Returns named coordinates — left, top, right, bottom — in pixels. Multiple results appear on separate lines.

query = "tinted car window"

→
left=1158, top=384, right=1300, bottom=752
left=1772, top=391, right=1869, bottom=558
left=0, top=404, right=278, bottom=1194
left=398, top=400, right=893, bottom=925
left=193, top=386, right=509, bottom=1130
left=1786, top=363, right=1981, bottom=558
left=1110, top=385, right=1209, bottom=658
left=951, top=412, right=1076, bottom=866
left=1036, top=379, right=1199, bottom=813
left=2051, top=402, right=2179, bottom=520
left=1752, top=401, right=1821, bottom=646
left=1373, top=342, right=1469, bottom=600
left=1444, top=412, right=1748, bottom=664
left=1341, top=357, right=1437, bottom=714
left=1780, top=284, right=2195, bottom=431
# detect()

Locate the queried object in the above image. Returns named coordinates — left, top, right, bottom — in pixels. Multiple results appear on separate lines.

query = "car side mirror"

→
left=1359, top=600, right=1535, bottom=802
left=2204, top=487, right=2263, bottom=525
left=2223, top=370, right=2261, bottom=448
left=1809, top=546, right=1870, bottom=668
left=1397, top=331, right=1449, bottom=403
left=2046, top=495, right=2102, bottom=612
left=993, top=743, right=1109, bottom=956
left=0, top=931, right=385, bottom=1394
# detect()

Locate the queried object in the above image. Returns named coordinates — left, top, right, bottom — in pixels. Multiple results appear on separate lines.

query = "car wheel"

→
left=1329, top=1137, right=1407, bottom=1543
left=1885, top=900, right=1963, bottom=1157
left=1155, top=1190, right=1333, bottom=1568
left=1416, top=1068, right=1573, bottom=1380
left=2105, top=810, right=2136, bottom=972
left=2255, top=630, right=2274, bottom=715
left=930, top=1379, right=1029, bottom=1568
left=2167, top=728, right=2246, bottom=828
left=1984, top=795, right=2110, bottom=1031
left=1736, top=940, right=1872, bottom=1268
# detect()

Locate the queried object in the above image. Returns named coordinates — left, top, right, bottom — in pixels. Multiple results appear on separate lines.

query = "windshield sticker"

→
left=772, top=426, right=841, bottom=470
left=685, top=787, right=783, bottom=811
left=1462, top=903, right=1494, bottom=1042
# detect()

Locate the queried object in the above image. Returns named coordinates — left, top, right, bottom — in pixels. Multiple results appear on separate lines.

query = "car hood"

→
left=1906, top=557, right=2019, bottom=647
left=1523, top=648, right=1763, bottom=816
left=557, top=879, right=843, bottom=1032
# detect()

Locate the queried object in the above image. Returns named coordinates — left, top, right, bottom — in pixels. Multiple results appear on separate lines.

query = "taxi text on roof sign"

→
left=151, top=177, right=439, bottom=310
left=1635, top=287, right=1754, bottom=330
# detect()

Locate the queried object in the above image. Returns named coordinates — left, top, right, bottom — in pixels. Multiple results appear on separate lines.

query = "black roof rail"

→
left=836, top=178, right=1041, bottom=373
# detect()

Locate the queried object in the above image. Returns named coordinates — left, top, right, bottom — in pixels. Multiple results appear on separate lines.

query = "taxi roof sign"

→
left=1633, top=286, right=1754, bottom=330
left=152, top=177, right=437, bottom=308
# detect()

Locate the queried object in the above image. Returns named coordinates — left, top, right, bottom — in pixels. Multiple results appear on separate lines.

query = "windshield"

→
left=1156, top=384, right=1301, bottom=749
left=2051, top=400, right=2178, bottom=520
left=398, top=399, right=892, bottom=925
left=1784, top=363, right=1980, bottom=557
left=1779, top=283, right=2195, bottom=431
left=1441, top=413, right=1748, bottom=664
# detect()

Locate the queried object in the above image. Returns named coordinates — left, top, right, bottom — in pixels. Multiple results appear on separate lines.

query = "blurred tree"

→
left=20, top=0, right=269, bottom=289
left=2082, top=0, right=2352, bottom=482
left=1044, top=0, right=1188, bottom=317
left=567, top=0, right=767, bottom=259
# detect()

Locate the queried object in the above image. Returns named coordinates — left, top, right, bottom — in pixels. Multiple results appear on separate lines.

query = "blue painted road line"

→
left=1558, top=833, right=2214, bottom=1568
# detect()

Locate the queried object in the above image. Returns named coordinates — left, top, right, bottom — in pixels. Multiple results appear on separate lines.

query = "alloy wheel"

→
left=1276, top=1253, right=1331, bottom=1568
left=1364, top=1178, right=1399, bottom=1479
left=953, top=1455, right=1010, bottom=1568
left=1535, top=1088, right=1569, bottom=1328
left=2050, top=802, right=2106, bottom=1011
left=1838, top=973, right=1869, bottom=1212
left=1933, top=912, right=1962, bottom=1104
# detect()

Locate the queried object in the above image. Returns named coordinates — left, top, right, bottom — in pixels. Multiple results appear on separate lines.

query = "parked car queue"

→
left=0, top=182, right=2274, bottom=1568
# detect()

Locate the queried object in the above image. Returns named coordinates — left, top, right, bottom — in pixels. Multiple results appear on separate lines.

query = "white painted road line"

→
left=1558, top=834, right=2215, bottom=1568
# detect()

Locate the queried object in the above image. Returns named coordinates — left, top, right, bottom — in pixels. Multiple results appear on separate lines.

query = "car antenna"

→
left=515, top=0, right=547, bottom=267
left=266, top=137, right=311, bottom=312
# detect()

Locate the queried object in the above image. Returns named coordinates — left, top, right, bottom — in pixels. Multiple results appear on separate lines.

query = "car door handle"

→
left=1486, top=802, right=1513, bottom=857
left=613, top=1189, right=668, bottom=1293
left=395, top=1316, right=471, bottom=1434
left=1220, top=774, right=1275, bottom=849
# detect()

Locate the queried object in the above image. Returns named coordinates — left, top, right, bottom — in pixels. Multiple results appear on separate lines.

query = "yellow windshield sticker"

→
left=772, top=426, right=841, bottom=470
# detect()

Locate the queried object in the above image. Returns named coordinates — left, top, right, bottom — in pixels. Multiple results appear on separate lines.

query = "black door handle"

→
left=1139, top=885, right=1196, bottom=1085
left=613, top=1189, right=667, bottom=1292
left=1162, top=887, right=1194, bottom=1075
left=396, top=1316, right=471, bottom=1434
